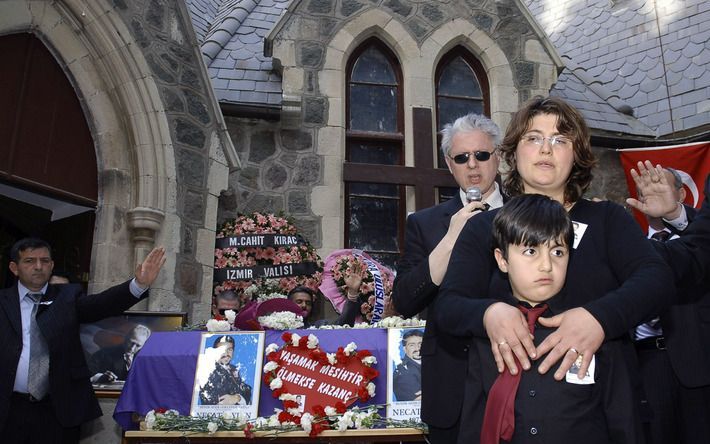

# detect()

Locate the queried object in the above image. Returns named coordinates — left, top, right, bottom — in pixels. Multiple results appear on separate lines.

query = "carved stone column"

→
left=127, top=207, right=165, bottom=309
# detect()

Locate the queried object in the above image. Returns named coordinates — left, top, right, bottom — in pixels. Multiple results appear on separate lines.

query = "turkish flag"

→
left=618, top=141, right=710, bottom=230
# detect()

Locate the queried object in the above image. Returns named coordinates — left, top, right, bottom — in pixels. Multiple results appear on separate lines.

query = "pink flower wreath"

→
left=214, top=212, right=323, bottom=297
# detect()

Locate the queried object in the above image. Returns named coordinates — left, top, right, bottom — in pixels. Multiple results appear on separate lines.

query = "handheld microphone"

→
left=465, top=186, right=482, bottom=203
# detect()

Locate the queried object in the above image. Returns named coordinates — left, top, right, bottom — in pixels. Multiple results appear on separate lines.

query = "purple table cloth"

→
left=114, top=329, right=388, bottom=430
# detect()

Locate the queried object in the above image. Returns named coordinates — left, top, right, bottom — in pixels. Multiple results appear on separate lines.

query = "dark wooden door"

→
left=0, top=33, right=97, bottom=288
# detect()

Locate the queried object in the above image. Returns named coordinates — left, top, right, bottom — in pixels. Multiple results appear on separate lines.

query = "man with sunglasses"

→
left=393, top=113, right=504, bottom=443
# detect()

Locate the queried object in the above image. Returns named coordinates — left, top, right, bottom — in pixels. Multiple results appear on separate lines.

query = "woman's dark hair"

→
left=499, top=96, right=598, bottom=203
left=492, top=194, right=574, bottom=258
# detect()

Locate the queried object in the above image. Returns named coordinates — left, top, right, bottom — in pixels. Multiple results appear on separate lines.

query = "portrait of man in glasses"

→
left=392, top=113, right=504, bottom=443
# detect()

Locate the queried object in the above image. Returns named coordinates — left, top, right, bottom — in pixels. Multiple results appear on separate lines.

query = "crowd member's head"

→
left=9, top=238, right=54, bottom=292
left=213, top=335, right=235, bottom=365
left=498, top=96, right=598, bottom=204
left=212, top=289, right=242, bottom=317
left=664, top=167, right=685, bottom=202
left=440, top=113, right=502, bottom=200
left=288, top=286, right=315, bottom=319
left=124, top=324, right=151, bottom=357
left=401, top=330, right=423, bottom=362
left=492, top=194, right=573, bottom=305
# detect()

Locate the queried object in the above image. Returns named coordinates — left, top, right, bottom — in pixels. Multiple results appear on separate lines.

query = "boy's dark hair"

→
left=10, top=238, right=52, bottom=262
left=492, top=194, right=573, bottom=258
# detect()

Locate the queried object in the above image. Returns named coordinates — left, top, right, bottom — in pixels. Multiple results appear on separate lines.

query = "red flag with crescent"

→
left=618, top=141, right=710, bottom=230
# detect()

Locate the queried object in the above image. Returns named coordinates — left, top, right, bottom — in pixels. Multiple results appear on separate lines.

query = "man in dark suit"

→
left=0, top=237, right=165, bottom=443
left=392, top=113, right=504, bottom=443
left=632, top=167, right=710, bottom=444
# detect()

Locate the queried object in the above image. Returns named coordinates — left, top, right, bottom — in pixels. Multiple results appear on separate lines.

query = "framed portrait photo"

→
left=387, top=327, right=424, bottom=421
left=190, top=331, right=265, bottom=420
left=79, top=310, right=187, bottom=397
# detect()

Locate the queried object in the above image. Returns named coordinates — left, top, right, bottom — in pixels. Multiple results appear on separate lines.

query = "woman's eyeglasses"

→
left=520, top=134, right=572, bottom=148
left=448, top=150, right=496, bottom=164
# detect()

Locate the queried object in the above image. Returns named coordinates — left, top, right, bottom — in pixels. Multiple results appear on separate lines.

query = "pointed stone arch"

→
left=0, top=0, right=175, bottom=291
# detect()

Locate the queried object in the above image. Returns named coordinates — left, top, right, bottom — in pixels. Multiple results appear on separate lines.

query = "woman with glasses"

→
left=435, top=96, right=674, bottom=442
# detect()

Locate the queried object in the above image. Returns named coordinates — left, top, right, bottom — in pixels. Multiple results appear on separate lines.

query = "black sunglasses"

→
left=449, top=150, right=496, bottom=164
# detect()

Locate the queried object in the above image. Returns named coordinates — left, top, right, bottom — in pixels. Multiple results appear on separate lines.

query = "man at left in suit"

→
left=392, top=113, right=504, bottom=443
left=0, top=237, right=166, bottom=444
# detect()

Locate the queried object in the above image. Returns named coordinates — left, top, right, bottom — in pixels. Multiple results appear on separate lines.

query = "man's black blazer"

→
left=661, top=195, right=710, bottom=387
left=393, top=196, right=469, bottom=429
left=0, top=280, right=147, bottom=428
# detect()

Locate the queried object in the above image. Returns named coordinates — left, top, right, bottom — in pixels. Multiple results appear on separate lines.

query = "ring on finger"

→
left=569, top=347, right=579, bottom=355
left=498, top=340, right=508, bottom=346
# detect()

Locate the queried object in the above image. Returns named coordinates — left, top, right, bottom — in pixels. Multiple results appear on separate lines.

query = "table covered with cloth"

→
left=114, top=329, right=389, bottom=430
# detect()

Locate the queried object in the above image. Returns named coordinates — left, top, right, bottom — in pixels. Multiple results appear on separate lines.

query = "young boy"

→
left=478, top=194, right=643, bottom=444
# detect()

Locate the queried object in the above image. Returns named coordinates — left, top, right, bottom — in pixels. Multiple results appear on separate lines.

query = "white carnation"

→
left=367, top=382, right=376, bottom=396
left=267, top=413, right=281, bottom=427
left=326, top=353, right=337, bottom=365
left=225, top=310, right=237, bottom=324
left=300, top=413, right=313, bottom=434
left=290, top=333, right=302, bottom=346
left=258, top=312, right=304, bottom=330
left=207, top=422, right=218, bottom=434
left=279, top=393, right=297, bottom=402
left=306, top=334, right=319, bottom=349
left=265, top=343, right=279, bottom=354
left=324, top=406, right=338, bottom=416
left=361, top=356, right=377, bottom=366
left=206, top=319, right=231, bottom=332
left=263, top=361, right=279, bottom=373
left=269, top=377, right=283, bottom=390
left=144, top=410, right=156, bottom=430
left=344, top=342, right=357, bottom=355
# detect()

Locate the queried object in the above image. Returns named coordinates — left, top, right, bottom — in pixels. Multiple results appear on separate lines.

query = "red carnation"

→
left=312, top=405, right=326, bottom=417
left=298, top=336, right=308, bottom=348
left=283, top=400, right=298, bottom=409
left=243, top=423, right=255, bottom=439
left=155, top=407, right=167, bottom=414
left=266, top=351, right=280, bottom=362
left=356, top=350, right=372, bottom=359
left=263, top=374, right=273, bottom=384
left=282, top=332, right=292, bottom=343
left=363, top=367, right=379, bottom=380
left=278, top=411, right=292, bottom=423
left=272, top=387, right=285, bottom=398
left=335, top=401, right=347, bottom=413
left=358, top=386, right=370, bottom=401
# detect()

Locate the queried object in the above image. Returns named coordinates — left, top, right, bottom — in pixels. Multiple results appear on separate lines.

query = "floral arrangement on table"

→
left=142, top=332, right=426, bottom=437
left=330, top=254, right=394, bottom=322
left=214, top=212, right=323, bottom=297
left=143, top=404, right=425, bottom=436
left=263, top=331, right=378, bottom=404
